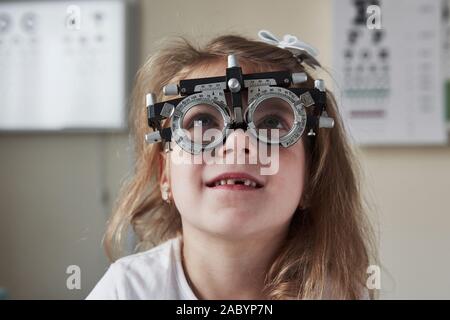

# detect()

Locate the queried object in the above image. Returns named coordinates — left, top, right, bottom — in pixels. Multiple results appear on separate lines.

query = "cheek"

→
left=168, top=147, right=204, bottom=209
left=272, top=142, right=307, bottom=204
left=287, top=142, right=306, bottom=179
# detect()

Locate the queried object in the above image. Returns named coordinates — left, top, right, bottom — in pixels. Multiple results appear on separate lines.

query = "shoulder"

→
left=86, top=237, right=180, bottom=300
left=114, top=237, right=176, bottom=273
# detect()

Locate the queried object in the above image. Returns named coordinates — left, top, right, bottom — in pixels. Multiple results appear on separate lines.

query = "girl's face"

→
left=165, top=60, right=307, bottom=240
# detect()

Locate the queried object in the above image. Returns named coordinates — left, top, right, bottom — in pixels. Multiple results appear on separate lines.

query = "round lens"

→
left=181, top=103, right=225, bottom=145
left=252, top=97, right=295, bottom=141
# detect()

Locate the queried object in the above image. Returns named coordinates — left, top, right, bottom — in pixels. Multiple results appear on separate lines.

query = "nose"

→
left=216, top=128, right=258, bottom=161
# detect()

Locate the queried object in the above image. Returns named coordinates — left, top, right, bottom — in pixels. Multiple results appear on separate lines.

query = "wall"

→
left=0, top=134, right=130, bottom=299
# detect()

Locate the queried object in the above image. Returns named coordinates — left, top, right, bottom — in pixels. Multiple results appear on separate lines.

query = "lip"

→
left=205, top=172, right=264, bottom=190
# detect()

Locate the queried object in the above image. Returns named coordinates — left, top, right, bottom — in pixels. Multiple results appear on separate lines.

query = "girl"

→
left=87, top=31, right=376, bottom=300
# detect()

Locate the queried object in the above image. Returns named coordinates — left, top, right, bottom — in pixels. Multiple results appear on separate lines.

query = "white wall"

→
left=0, top=0, right=449, bottom=299
left=359, top=147, right=450, bottom=298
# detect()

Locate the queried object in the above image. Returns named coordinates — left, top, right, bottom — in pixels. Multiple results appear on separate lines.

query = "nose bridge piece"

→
left=226, top=53, right=247, bottom=131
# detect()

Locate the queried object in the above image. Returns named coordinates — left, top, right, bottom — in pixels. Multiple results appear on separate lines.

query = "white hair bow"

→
left=258, top=29, right=321, bottom=68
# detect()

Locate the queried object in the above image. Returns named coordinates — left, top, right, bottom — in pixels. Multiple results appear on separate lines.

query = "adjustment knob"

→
left=319, top=116, right=334, bottom=128
left=314, top=79, right=325, bottom=92
left=228, top=78, right=241, bottom=93
left=163, top=83, right=179, bottom=96
left=227, top=54, right=239, bottom=68
left=292, top=72, right=307, bottom=84
left=145, top=131, right=162, bottom=144
left=146, top=93, right=156, bottom=106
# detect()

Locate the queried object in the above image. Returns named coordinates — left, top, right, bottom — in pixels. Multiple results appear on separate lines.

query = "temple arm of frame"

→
left=288, top=88, right=330, bottom=131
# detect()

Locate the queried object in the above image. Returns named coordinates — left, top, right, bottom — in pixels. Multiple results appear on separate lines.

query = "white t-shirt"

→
left=87, top=236, right=370, bottom=300
left=86, top=236, right=197, bottom=299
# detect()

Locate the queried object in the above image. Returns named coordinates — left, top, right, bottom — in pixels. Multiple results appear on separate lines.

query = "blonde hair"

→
left=104, top=33, right=377, bottom=299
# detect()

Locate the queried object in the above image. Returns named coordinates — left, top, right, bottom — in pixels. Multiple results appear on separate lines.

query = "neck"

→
left=180, top=224, right=289, bottom=300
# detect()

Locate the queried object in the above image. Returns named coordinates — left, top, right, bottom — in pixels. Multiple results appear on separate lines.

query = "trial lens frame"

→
left=144, top=54, right=334, bottom=154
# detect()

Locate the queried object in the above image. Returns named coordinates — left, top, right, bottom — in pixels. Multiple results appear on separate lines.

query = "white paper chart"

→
left=444, top=0, right=450, bottom=128
left=333, top=0, right=448, bottom=145
left=0, top=0, right=128, bottom=131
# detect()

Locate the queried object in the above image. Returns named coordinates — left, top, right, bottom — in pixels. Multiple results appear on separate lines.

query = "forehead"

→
left=185, top=58, right=280, bottom=79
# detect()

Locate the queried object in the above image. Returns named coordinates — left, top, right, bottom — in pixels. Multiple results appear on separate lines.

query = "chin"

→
left=202, top=208, right=264, bottom=237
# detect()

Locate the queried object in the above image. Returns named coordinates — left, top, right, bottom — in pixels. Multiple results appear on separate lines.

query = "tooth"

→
left=250, top=181, right=256, bottom=188
left=227, top=179, right=235, bottom=185
left=244, top=180, right=251, bottom=186
left=220, top=180, right=227, bottom=185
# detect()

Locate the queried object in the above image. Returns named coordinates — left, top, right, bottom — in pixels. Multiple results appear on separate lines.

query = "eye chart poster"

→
left=333, top=0, right=448, bottom=145
left=444, top=0, right=450, bottom=128
left=0, top=0, right=128, bottom=131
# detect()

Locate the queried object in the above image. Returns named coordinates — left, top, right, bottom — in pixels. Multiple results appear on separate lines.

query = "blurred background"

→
left=0, top=0, right=449, bottom=299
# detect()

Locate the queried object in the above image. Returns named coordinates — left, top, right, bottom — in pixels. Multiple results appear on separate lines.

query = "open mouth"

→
left=205, top=173, right=264, bottom=190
